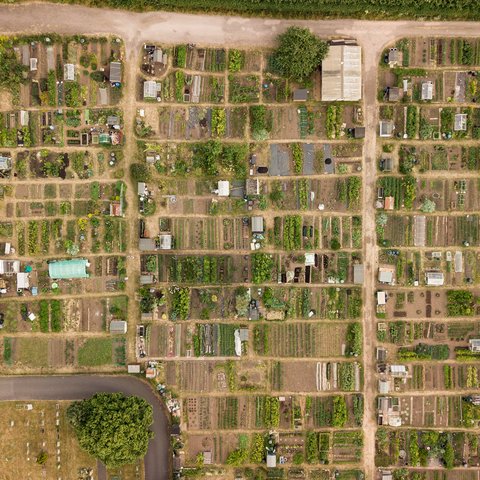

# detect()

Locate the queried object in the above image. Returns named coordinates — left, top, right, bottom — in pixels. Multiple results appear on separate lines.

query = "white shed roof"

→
left=64, top=63, right=75, bottom=81
left=377, top=291, right=386, bottom=305
left=109, top=320, right=127, bottom=334
left=159, top=234, right=172, bottom=250
left=421, top=81, right=433, bottom=100
left=378, top=268, right=394, bottom=284
left=353, top=264, right=364, bottom=284
left=143, top=80, right=158, bottom=99
left=217, top=181, right=230, bottom=197
left=379, top=379, right=390, bottom=394
left=16, top=272, right=29, bottom=290
left=454, top=251, right=463, bottom=273
left=454, top=113, right=467, bottom=131
left=426, top=271, right=444, bottom=286
left=251, top=216, right=264, bottom=233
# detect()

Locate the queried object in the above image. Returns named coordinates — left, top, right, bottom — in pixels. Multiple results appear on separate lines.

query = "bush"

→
left=271, top=27, right=328, bottom=81
left=130, top=163, right=150, bottom=182
left=251, top=253, right=273, bottom=284
left=332, top=396, right=347, bottom=427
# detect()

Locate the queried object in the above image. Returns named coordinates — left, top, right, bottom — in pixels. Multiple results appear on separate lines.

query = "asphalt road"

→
left=0, top=376, right=170, bottom=480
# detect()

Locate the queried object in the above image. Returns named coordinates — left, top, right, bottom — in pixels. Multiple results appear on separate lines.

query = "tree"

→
left=130, top=163, right=151, bottom=182
left=271, top=27, right=328, bottom=82
left=0, top=39, right=27, bottom=92
left=67, top=393, right=154, bottom=468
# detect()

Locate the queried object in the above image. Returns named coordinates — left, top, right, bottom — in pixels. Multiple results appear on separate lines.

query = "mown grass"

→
left=77, top=338, right=113, bottom=366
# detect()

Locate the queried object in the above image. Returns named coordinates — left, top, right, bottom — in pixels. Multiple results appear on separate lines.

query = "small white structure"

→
left=353, top=264, right=364, bottom=285
left=159, top=234, right=172, bottom=250
left=390, top=365, right=408, bottom=378
left=469, top=339, right=480, bottom=353
left=98, top=88, right=108, bottom=106
left=454, top=113, right=467, bottom=131
left=109, top=320, right=127, bottom=334
left=379, top=120, right=394, bottom=138
left=234, top=329, right=242, bottom=356
left=29, top=58, right=38, bottom=71
left=421, top=81, right=433, bottom=101
left=64, top=63, right=75, bottom=81
left=379, top=379, right=390, bottom=394
left=251, top=216, right=264, bottom=234
left=454, top=251, right=463, bottom=273
left=377, top=291, right=387, bottom=306
left=378, top=267, right=394, bottom=285
left=425, top=271, right=444, bottom=286
left=16, top=272, right=29, bottom=290
left=217, top=181, right=230, bottom=197
left=266, top=454, right=277, bottom=468
left=138, top=182, right=147, bottom=197
left=305, top=253, right=315, bottom=267
left=19, top=110, right=29, bottom=127
left=127, top=364, right=141, bottom=374
left=388, top=48, right=400, bottom=67
left=143, top=80, right=160, bottom=100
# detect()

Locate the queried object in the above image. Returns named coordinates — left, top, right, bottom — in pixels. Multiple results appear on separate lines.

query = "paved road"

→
left=0, top=376, right=170, bottom=480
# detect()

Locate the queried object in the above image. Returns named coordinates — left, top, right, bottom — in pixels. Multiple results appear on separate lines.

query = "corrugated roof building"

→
left=321, top=45, right=362, bottom=102
left=109, top=61, right=122, bottom=83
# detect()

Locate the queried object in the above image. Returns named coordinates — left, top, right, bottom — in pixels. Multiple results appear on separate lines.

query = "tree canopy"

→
left=0, top=38, right=27, bottom=92
left=67, top=393, right=154, bottom=468
left=271, top=27, right=328, bottom=82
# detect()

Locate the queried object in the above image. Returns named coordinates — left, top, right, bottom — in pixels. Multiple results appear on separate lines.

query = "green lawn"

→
left=78, top=338, right=113, bottom=367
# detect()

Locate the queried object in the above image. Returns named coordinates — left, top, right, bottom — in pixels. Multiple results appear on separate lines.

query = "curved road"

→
left=0, top=376, right=170, bottom=480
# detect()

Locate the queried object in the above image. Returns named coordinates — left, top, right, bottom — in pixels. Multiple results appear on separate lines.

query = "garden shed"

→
left=378, top=267, right=394, bottom=285
left=48, top=259, right=89, bottom=279
left=377, top=291, right=386, bottom=306
left=421, top=81, right=433, bottom=100
left=143, top=80, right=159, bottom=99
left=388, top=87, right=400, bottom=102
left=139, top=238, right=157, bottom=251
left=64, top=63, right=75, bottom=81
left=414, top=215, right=426, bottom=247
left=379, top=120, right=394, bottom=137
left=353, top=264, right=364, bottom=284
left=109, top=61, right=122, bottom=84
left=217, top=181, right=230, bottom=197
left=140, top=274, right=154, bottom=285
left=293, top=89, right=309, bottom=101
left=454, top=251, right=463, bottom=273
left=0, top=155, right=11, bottom=170
left=469, top=339, right=480, bottom=352
left=109, top=320, right=127, bottom=334
left=251, top=216, right=264, bottom=234
left=159, top=234, right=172, bottom=250
left=425, top=271, right=444, bottom=286
left=454, top=113, right=467, bottom=131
